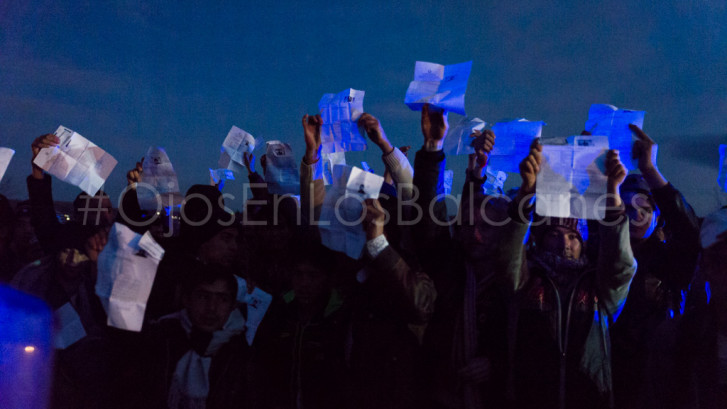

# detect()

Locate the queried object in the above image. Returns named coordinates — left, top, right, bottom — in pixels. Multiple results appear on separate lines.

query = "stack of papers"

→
left=319, top=88, right=367, bottom=154
left=33, top=126, right=117, bottom=196
left=404, top=61, right=472, bottom=116
left=536, top=135, right=609, bottom=220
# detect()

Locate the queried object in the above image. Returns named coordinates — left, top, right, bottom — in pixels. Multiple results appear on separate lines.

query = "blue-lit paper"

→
left=404, top=61, right=472, bottom=116
left=318, top=88, right=367, bottom=154
left=584, top=104, right=646, bottom=170
left=443, top=117, right=486, bottom=156
left=488, top=119, right=545, bottom=173
left=264, top=141, right=300, bottom=195
left=718, top=145, right=727, bottom=193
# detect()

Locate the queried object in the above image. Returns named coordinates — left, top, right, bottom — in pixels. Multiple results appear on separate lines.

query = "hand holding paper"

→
left=358, top=113, right=393, bottom=154
left=126, top=158, right=143, bottom=186
left=518, top=139, right=542, bottom=196
left=421, top=104, right=449, bottom=151
left=302, top=114, right=323, bottom=164
left=605, top=150, right=626, bottom=208
left=318, top=89, right=367, bottom=154
left=629, top=124, right=667, bottom=190
left=363, top=198, right=386, bottom=240
left=30, top=134, right=60, bottom=179
left=405, top=60, right=472, bottom=115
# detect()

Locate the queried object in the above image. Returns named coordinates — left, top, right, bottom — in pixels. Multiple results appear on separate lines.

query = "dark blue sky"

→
left=1, top=1, right=725, bottom=214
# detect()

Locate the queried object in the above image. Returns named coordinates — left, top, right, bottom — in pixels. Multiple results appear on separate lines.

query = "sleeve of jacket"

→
left=26, top=174, right=62, bottom=255
left=495, top=200, right=532, bottom=295
left=299, top=157, right=325, bottom=225
left=365, top=244, right=437, bottom=325
left=381, top=147, right=414, bottom=201
left=595, top=212, right=637, bottom=319
left=652, top=183, right=701, bottom=288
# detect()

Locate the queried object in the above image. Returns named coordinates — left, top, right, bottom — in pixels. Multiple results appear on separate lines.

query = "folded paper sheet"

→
left=0, top=147, right=15, bottom=182
left=489, top=119, right=545, bottom=173
left=265, top=141, right=300, bottom=195
left=96, top=223, right=165, bottom=332
left=222, top=126, right=257, bottom=163
left=319, top=89, right=367, bottom=154
left=53, top=302, right=86, bottom=350
left=483, top=168, right=507, bottom=195
left=320, top=165, right=384, bottom=259
left=584, top=104, right=646, bottom=170
left=443, top=117, right=486, bottom=156
left=536, top=136, right=609, bottom=220
left=138, top=147, right=182, bottom=211
left=405, top=61, right=472, bottom=116
left=33, top=126, right=117, bottom=196
left=234, top=277, right=273, bottom=346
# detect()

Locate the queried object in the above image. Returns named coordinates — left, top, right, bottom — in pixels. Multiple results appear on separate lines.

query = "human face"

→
left=623, top=192, right=657, bottom=241
left=541, top=226, right=582, bottom=260
left=198, top=227, right=239, bottom=267
left=184, top=279, right=236, bottom=332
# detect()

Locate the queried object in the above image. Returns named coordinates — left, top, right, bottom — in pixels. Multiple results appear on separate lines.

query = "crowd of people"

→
left=1, top=104, right=725, bottom=409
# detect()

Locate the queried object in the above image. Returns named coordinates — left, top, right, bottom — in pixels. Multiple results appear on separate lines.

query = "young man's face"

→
left=198, top=227, right=239, bottom=267
left=184, top=279, right=236, bottom=332
left=622, top=191, right=658, bottom=241
left=541, top=226, right=582, bottom=260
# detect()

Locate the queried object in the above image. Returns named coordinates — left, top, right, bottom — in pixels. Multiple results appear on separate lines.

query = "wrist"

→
left=424, top=140, right=444, bottom=152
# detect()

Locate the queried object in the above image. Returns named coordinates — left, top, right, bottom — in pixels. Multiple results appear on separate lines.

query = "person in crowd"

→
left=132, top=264, right=257, bottom=409
left=494, top=139, right=636, bottom=409
left=610, top=124, right=701, bottom=409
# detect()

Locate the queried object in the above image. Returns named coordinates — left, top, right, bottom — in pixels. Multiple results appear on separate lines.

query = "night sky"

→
left=1, top=1, right=725, bottom=215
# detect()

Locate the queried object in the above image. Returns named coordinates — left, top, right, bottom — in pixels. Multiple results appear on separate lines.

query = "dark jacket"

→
left=496, top=203, right=636, bottom=409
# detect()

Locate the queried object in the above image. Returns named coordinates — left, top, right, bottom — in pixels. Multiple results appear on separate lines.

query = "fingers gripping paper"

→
left=265, top=141, right=300, bottom=195
left=219, top=126, right=260, bottom=173
left=319, top=89, right=367, bottom=154
left=489, top=119, right=545, bottom=173
left=443, top=117, right=486, bottom=156
left=319, top=165, right=384, bottom=259
left=536, top=136, right=609, bottom=220
left=138, top=147, right=182, bottom=211
left=405, top=61, right=472, bottom=116
left=33, top=126, right=118, bottom=196
left=584, top=104, right=647, bottom=170
left=96, top=223, right=165, bottom=332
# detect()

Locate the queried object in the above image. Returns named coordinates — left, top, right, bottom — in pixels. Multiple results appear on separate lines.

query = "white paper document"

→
left=320, top=165, right=383, bottom=259
left=404, top=60, right=472, bottom=115
left=443, top=117, right=486, bottom=156
left=0, top=147, right=15, bottom=182
left=719, top=145, right=727, bottom=193
left=483, top=168, right=507, bottom=195
left=318, top=88, right=367, bottom=154
left=210, top=168, right=235, bottom=186
left=265, top=141, right=300, bottom=195
left=222, top=126, right=257, bottom=163
left=322, top=151, right=346, bottom=186
left=234, top=277, right=273, bottom=346
left=96, top=223, right=165, bottom=332
left=489, top=119, right=545, bottom=173
left=136, top=147, right=182, bottom=211
left=536, top=136, right=609, bottom=220
left=53, top=302, right=86, bottom=350
left=584, top=104, right=646, bottom=170
left=345, top=166, right=385, bottom=200
left=33, top=126, right=118, bottom=196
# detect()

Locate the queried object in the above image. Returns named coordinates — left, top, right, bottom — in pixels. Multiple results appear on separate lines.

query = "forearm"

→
left=381, top=147, right=413, bottom=200
left=596, top=213, right=637, bottom=318
left=299, top=157, right=324, bottom=224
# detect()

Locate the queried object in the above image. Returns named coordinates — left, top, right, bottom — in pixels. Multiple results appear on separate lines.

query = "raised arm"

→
left=299, top=114, right=325, bottom=225
left=27, top=133, right=62, bottom=255
left=596, top=149, right=636, bottom=318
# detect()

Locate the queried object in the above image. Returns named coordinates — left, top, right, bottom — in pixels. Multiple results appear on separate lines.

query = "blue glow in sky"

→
left=1, top=1, right=726, bottom=214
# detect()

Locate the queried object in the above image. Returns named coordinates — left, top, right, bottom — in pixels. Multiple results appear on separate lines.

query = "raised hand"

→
left=629, top=124, right=667, bottom=189
left=358, top=113, right=393, bottom=154
left=363, top=198, right=387, bottom=240
left=243, top=152, right=255, bottom=174
left=421, top=104, right=449, bottom=151
left=126, top=157, right=144, bottom=186
left=518, top=139, right=542, bottom=195
left=469, top=129, right=496, bottom=178
left=302, top=114, right=322, bottom=164
left=31, top=133, right=60, bottom=179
